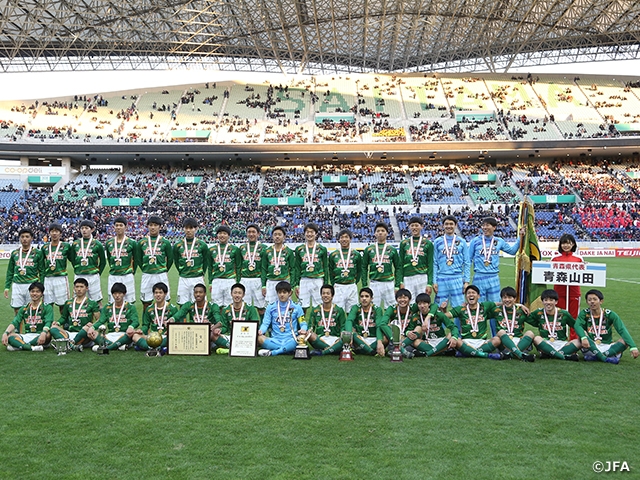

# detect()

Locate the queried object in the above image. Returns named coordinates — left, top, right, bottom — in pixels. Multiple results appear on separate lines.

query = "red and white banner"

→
left=615, top=249, right=640, bottom=257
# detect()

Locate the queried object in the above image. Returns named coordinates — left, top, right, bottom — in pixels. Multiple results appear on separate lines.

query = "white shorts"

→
left=74, top=273, right=102, bottom=302
left=298, top=277, right=324, bottom=308
left=370, top=280, right=396, bottom=308
left=106, top=332, right=127, bottom=343
left=20, top=333, right=40, bottom=344
left=140, top=272, right=170, bottom=302
left=265, top=279, right=283, bottom=305
left=361, top=336, right=377, bottom=346
left=426, top=337, right=445, bottom=348
left=595, top=342, right=611, bottom=354
left=240, top=277, right=265, bottom=309
left=108, top=274, right=136, bottom=303
left=462, top=338, right=487, bottom=350
left=320, top=334, right=340, bottom=347
left=403, top=274, right=429, bottom=301
left=44, top=276, right=70, bottom=306
left=333, top=283, right=358, bottom=314
left=177, top=276, right=205, bottom=305
left=547, top=339, right=567, bottom=351
left=211, top=278, right=236, bottom=306
left=10, top=282, right=31, bottom=309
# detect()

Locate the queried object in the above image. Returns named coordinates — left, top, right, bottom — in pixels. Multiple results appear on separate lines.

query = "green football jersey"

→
left=238, top=242, right=266, bottom=279
left=576, top=308, right=637, bottom=349
left=262, top=245, right=295, bottom=286
left=362, top=243, right=403, bottom=288
left=308, top=303, right=346, bottom=337
left=384, top=305, right=420, bottom=336
left=11, top=301, right=54, bottom=333
left=292, top=242, right=329, bottom=287
left=208, top=243, right=241, bottom=281
left=220, top=302, right=260, bottom=334
left=59, top=297, right=101, bottom=332
left=487, top=304, right=529, bottom=337
left=105, top=236, right=137, bottom=276
left=346, top=304, right=385, bottom=340
left=142, top=302, right=180, bottom=334
left=414, top=308, right=459, bottom=340
left=41, top=241, right=73, bottom=277
left=137, top=235, right=173, bottom=274
left=5, top=247, right=43, bottom=289
left=71, top=237, right=106, bottom=276
left=95, top=302, right=139, bottom=332
left=173, top=301, right=222, bottom=324
left=399, top=236, right=434, bottom=282
left=328, top=247, right=362, bottom=285
left=527, top=307, right=583, bottom=341
left=174, top=237, right=209, bottom=278
left=450, top=301, right=496, bottom=340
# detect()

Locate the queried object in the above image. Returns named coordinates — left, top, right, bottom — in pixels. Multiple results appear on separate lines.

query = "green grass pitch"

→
left=0, top=257, right=638, bottom=479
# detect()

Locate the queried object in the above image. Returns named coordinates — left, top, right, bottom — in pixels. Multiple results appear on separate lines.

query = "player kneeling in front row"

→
left=89, top=283, right=139, bottom=352
left=257, top=281, right=306, bottom=356
left=411, top=293, right=459, bottom=357
left=132, top=282, right=179, bottom=354
left=485, top=287, right=536, bottom=362
left=527, top=289, right=584, bottom=361
left=220, top=283, right=261, bottom=353
left=384, top=288, right=418, bottom=358
left=345, top=287, right=387, bottom=356
left=576, top=289, right=638, bottom=364
left=2, top=282, right=52, bottom=352
left=307, top=284, right=347, bottom=356
left=51, top=278, right=100, bottom=350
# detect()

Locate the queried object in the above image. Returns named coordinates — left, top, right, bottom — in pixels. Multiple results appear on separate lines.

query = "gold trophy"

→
left=390, top=324, right=403, bottom=363
left=293, top=331, right=311, bottom=360
left=339, top=331, right=354, bottom=361
left=96, top=325, right=109, bottom=355
left=146, top=331, right=163, bottom=357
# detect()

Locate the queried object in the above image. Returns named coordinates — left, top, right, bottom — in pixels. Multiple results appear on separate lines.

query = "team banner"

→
left=515, top=197, right=545, bottom=309
left=531, top=261, right=606, bottom=287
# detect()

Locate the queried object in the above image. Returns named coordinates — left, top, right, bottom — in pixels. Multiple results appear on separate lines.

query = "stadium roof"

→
left=1, top=0, right=640, bottom=74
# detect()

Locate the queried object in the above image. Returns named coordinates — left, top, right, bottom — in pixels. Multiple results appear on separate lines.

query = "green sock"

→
left=135, top=338, right=149, bottom=350
left=431, top=338, right=451, bottom=356
left=416, top=341, right=435, bottom=356
left=311, top=338, right=330, bottom=350
left=50, top=327, right=68, bottom=340
left=402, top=337, right=413, bottom=347
left=73, top=329, right=88, bottom=345
left=537, top=340, right=565, bottom=360
left=500, top=335, right=523, bottom=359
left=480, top=342, right=496, bottom=353
left=323, top=340, right=343, bottom=355
left=108, top=334, right=131, bottom=350
left=379, top=325, right=393, bottom=343
left=559, top=342, right=579, bottom=356
left=606, top=341, right=627, bottom=357
left=517, top=335, right=533, bottom=352
left=585, top=338, right=607, bottom=361
left=353, top=335, right=374, bottom=354
left=215, top=336, right=230, bottom=348
left=458, top=342, right=488, bottom=358
left=8, top=336, right=30, bottom=350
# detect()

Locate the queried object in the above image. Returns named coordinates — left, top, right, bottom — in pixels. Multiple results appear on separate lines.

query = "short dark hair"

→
left=541, top=289, right=559, bottom=301
left=585, top=289, right=604, bottom=301
left=416, top=293, right=431, bottom=304
left=193, top=283, right=207, bottom=292
left=183, top=217, right=198, bottom=228
left=216, top=225, right=231, bottom=235
left=304, top=222, right=319, bottom=233
left=29, top=281, right=45, bottom=293
left=359, top=287, right=374, bottom=297
left=147, top=216, right=163, bottom=226
left=73, top=278, right=89, bottom=287
left=18, top=228, right=34, bottom=237
left=481, top=217, right=497, bottom=228
left=338, top=228, right=353, bottom=239
left=500, top=286, right=517, bottom=299
left=152, top=282, right=168, bottom=294
left=442, top=215, right=458, bottom=225
left=79, top=219, right=95, bottom=229
left=374, top=222, right=389, bottom=233
left=320, top=284, right=335, bottom=296
left=465, top=284, right=480, bottom=295
left=275, top=281, right=292, bottom=293
left=113, top=216, right=127, bottom=226
left=395, top=288, right=411, bottom=300
left=246, top=224, right=260, bottom=234
left=111, top=282, right=127, bottom=294
left=408, top=216, right=424, bottom=226
left=231, top=283, right=245, bottom=294
left=272, top=225, right=286, bottom=236
left=558, top=234, right=577, bottom=253
left=48, top=223, right=63, bottom=232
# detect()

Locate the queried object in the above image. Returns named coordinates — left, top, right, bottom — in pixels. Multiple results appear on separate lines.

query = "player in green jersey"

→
left=527, top=289, right=584, bottom=361
left=399, top=216, right=434, bottom=300
left=105, top=216, right=137, bottom=303
left=209, top=225, right=242, bottom=306
left=576, top=289, right=638, bottom=364
left=410, top=293, right=459, bottom=357
left=362, top=222, right=403, bottom=308
left=133, top=282, right=180, bottom=353
left=262, top=226, right=295, bottom=305
left=238, top=224, right=267, bottom=313
left=307, top=284, right=347, bottom=356
left=328, top=228, right=362, bottom=314
left=42, top=223, right=73, bottom=311
left=137, top=215, right=173, bottom=310
left=345, top=287, right=387, bottom=356
left=171, top=283, right=227, bottom=354
left=51, top=277, right=101, bottom=350
left=383, top=288, right=420, bottom=358
left=90, top=283, right=139, bottom=352
left=71, top=219, right=106, bottom=304
left=2, top=282, right=51, bottom=351
left=220, top=283, right=261, bottom=353
left=293, top=222, right=329, bottom=309
left=4, top=228, right=44, bottom=313
left=174, top=217, right=209, bottom=306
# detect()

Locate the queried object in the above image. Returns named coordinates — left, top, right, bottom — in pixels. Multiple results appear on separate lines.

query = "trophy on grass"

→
left=339, top=331, right=354, bottom=361
left=146, top=331, right=163, bottom=357
left=52, top=336, right=72, bottom=356
left=390, top=324, right=403, bottom=363
left=96, top=325, right=109, bottom=355
left=293, top=331, right=311, bottom=360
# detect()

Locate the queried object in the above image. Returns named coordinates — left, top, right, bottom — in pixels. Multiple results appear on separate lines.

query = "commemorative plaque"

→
left=167, top=323, right=211, bottom=356
left=229, top=321, right=258, bottom=357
